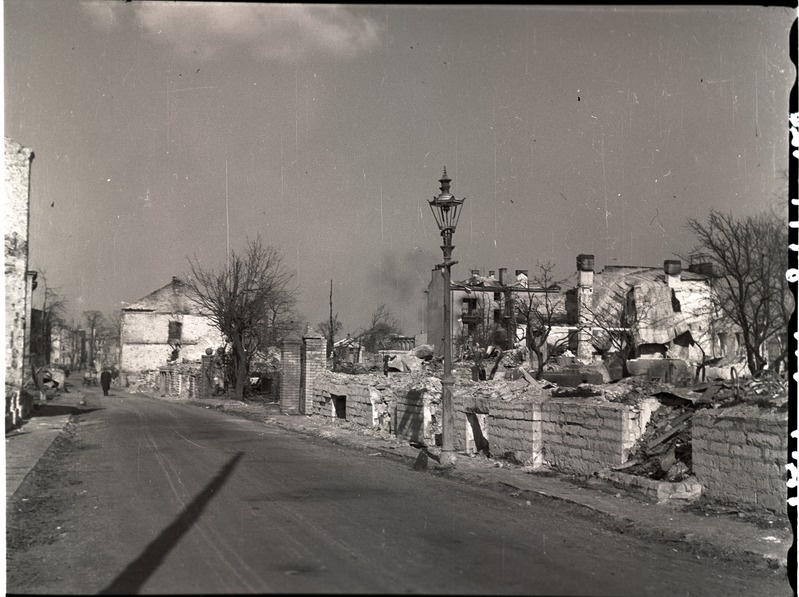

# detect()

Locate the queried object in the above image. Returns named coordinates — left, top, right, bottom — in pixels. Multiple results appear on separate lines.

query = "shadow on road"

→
left=31, top=404, right=104, bottom=418
left=99, top=451, right=244, bottom=595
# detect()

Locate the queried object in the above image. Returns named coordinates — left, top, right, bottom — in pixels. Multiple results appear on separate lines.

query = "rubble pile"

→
left=621, top=404, right=694, bottom=482
left=465, top=376, right=546, bottom=403
left=615, top=373, right=788, bottom=482
left=603, top=377, right=674, bottom=405
left=551, top=383, right=604, bottom=398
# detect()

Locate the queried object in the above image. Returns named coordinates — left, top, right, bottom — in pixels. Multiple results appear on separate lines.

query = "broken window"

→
left=671, top=289, right=682, bottom=312
left=465, top=412, right=489, bottom=455
left=332, top=394, right=346, bottom=419
left=168, top=321, right=183, bottom=343
left=716, top=332, right=728, bottom=357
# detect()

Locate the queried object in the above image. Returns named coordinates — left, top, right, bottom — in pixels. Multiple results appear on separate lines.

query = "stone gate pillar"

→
left=199, top=353, right=214, bottom=399
left=576, top=254, right=595, bottom=364
left=301, top=334, right=326, bottom=414
left=280, top=338, right=302, bottom=414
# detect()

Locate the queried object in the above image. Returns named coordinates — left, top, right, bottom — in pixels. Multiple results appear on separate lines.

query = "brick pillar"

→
left=576, top=254, right=595, bottom=364
left=280, top=339, right=302, bottom=414
left=199, top=354, right=213, bottom=399
left=301, top=335, right=326, bottom=414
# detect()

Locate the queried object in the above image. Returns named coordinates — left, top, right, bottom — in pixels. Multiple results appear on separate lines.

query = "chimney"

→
left=576, top=254, right=594, bottom=289
left=664, top=260, right=681, bottom=287
left=471, top=269, right=480, bottom=276
left=576, top=254, right=595, bottom=272
left=575, top=254, right=595, bottom=364
left=499, top=268, right=508, bottom=285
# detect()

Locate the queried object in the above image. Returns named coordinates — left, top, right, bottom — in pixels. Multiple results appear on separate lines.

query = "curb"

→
left=177, top=399, right=792, bottom=571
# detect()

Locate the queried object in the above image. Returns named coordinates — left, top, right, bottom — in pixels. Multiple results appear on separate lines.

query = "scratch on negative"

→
left=171, top=427, right=204, bottom=448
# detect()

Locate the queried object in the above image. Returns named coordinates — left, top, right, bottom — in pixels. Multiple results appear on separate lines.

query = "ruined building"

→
left=120, top=277, right=224, bottom=375
left=566, top=254, right=741, bottom=375
left=5, top=137, right=36, bottom=429
left=426, top=253, right=742, bottom=378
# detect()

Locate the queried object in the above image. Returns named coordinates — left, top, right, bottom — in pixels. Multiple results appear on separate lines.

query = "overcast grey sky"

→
left=5, top=2, right=794, bottom=337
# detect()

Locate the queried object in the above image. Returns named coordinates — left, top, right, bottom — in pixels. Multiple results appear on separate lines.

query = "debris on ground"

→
left=614, top=372, right=788, bottom=482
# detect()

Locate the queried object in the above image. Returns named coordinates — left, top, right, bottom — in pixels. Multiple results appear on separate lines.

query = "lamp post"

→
left=428, top=168, right=465, bottom=465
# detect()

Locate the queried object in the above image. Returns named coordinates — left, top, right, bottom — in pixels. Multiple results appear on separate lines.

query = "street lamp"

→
left=428, top=168, right=465, bottom=465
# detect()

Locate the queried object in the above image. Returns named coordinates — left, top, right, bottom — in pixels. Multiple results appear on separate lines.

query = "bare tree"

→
left=687, top=209, right=792, bottom=375
left=32, top=286, right=67, bottom=365
left=513, top=262, right=569, bottom=380
left=82, top=310, right=105, bottom=369
left=184, top=237, right=298, bottom=400
left=318, top=314, right=342, bottom=358
left=95, top=310, right=124, bottom=369
left=358, top=304, right=402, bottom=353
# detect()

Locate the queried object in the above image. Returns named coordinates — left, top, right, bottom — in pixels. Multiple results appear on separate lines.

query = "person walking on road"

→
left=100, top=369, right=112, bottom=396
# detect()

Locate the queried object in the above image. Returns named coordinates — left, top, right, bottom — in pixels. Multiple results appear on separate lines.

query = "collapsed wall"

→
left=693, top=406, right=788, bottom=513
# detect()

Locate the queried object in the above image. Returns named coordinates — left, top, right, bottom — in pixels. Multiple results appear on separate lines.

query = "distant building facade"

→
left=426, top=266, right=562, bottom=357
left=120, top=277, right=224, bottom=372
left=5, top=137, right=35, bottom=429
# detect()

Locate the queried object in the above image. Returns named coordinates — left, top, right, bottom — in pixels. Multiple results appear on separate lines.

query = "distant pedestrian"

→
left=100, top=369, right=112, bottom=396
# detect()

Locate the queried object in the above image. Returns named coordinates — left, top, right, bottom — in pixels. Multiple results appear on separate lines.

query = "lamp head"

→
left=428, top=168, right=465, bottom=239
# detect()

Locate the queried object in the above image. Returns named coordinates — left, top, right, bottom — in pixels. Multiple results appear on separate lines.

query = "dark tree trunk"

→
left=231, top=335, right=247, bottom=400
left=531, top=346, right=545, bottom=380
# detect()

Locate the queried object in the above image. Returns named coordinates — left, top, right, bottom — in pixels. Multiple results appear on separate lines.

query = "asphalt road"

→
left=6, top=392, right=790, bottom=595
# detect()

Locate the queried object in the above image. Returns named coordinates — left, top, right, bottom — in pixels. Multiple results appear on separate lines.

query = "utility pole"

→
left=328, top=280, right=334, bottom=358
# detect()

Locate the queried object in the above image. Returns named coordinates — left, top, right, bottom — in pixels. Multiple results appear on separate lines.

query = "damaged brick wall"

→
left=692, top=406, right=788, bottom=513
left=311, top=371, right=393, bottom=432
left=5, top=138, right=34, bottom=430
left=541, top=398, right=657, bottom=475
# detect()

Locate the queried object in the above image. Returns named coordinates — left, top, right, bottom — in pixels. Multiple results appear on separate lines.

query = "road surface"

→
left=6, top=391, right=790, bottom=595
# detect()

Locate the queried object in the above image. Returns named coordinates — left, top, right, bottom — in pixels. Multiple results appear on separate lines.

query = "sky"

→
left=4, top=2, right=794, bottom=339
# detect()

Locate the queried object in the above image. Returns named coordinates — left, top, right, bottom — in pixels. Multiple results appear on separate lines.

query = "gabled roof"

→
left=124, top=277, right=198, bottom=314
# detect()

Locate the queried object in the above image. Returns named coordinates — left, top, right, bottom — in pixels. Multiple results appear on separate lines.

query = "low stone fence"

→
left=692, top=406, right=788, bottom=513
left=158, top=366, right=201, bottom=399
left=296, top=367, right=786, bottom=514
left=488, top=398, right=546, bottom=466
left=393, top=377, right=439, bottom=444
left=541, top=398, right=659, bottom=475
